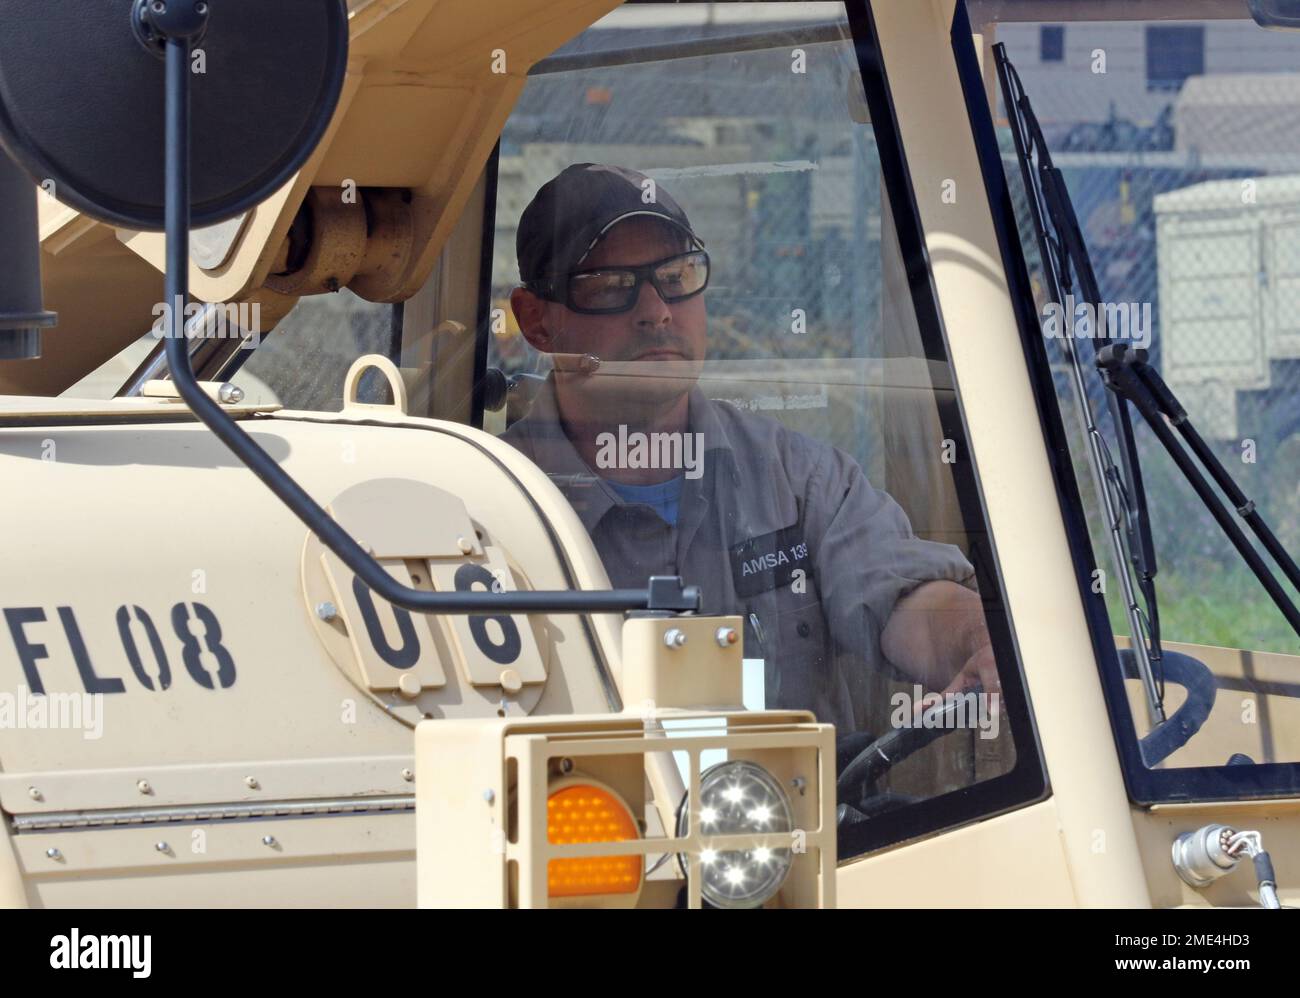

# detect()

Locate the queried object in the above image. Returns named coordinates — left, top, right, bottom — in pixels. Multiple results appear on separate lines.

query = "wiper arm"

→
left=1097, top=344, right=1300, bottom=635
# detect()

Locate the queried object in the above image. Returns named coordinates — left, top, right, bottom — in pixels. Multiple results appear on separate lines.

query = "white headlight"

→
left=677, top=760, right=794, bottom=908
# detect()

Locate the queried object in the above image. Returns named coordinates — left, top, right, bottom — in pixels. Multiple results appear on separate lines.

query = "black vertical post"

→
left=0, top=149, right=56, bottom=360
left=165, top=36, right=190, bottom=353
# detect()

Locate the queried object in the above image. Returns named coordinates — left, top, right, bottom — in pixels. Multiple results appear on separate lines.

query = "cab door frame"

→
left=834, top=0, right=1150, bottom=904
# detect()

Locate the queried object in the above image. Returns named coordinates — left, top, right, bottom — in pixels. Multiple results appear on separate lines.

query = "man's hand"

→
left=940, top=638, right=1000, bottom=699
left=882, top=579, right=999, bottom=698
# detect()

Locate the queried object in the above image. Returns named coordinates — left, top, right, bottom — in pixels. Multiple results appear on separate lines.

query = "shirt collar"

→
left=504, top=373, right=742, bottom=533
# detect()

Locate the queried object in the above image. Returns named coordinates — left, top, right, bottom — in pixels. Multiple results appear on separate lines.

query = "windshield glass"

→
left=975, top=0, right=1300, bottom=797
left=482, top=1, right=1043, bottom=857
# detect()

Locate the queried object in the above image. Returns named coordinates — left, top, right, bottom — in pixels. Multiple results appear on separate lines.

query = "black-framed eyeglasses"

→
left=527, top=250, right=710, bottom=315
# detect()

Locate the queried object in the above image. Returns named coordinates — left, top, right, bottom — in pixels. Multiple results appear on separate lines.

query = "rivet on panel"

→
left=499, top=668, right=522, bottom=694
left=401, top=768, right=414, bottom=783
left=456, top=536, right=474, bottom=554
left=27, top=787, right=42, bottom=802
left=262, top=835, right=279, bottom=849
left=45, top=847, right=62, bottom=861
left=245, top=776, right=260, bottom=790
left=398, top=673, right=421, bottom=699
left=136, top=780, right=153, bottom=796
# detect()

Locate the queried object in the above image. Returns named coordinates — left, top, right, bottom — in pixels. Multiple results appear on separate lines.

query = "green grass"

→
left=1106, top=564, right=1300, bottom=655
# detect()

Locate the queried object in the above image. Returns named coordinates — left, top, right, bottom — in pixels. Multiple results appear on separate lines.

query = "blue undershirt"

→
left=604, top=475, right=685, bottom=526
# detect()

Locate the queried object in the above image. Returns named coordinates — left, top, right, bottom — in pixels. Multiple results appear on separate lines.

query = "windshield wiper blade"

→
left=995, top=44, right=1169, bottom=724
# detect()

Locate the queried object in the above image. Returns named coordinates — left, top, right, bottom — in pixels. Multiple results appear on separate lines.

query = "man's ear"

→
left=511, top=287, right=558, bottom=353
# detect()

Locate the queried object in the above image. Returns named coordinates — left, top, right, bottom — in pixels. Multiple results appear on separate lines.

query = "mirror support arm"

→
left=155, top=27, right=697, bottom=618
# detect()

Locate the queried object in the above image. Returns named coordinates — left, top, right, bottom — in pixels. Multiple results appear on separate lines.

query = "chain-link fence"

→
left=489, top=16, right=891, bottom=378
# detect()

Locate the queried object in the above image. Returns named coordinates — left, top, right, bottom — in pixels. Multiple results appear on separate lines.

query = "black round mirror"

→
left=0, top=0, right=349, bottom=230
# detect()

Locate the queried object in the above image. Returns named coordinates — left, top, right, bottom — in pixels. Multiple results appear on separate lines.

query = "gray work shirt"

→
left=502, top=377, right=976, bottom=733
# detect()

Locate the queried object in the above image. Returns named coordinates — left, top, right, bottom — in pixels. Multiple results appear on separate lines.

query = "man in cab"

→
left=502, top=163, right=998, bottom=737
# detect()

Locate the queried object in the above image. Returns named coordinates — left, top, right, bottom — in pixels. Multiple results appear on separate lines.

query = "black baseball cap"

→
left=516, top=164, right=704, bottom=283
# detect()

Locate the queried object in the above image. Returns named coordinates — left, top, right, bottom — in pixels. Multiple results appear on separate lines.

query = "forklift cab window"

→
left=479, top=2, right=1041, bottom=858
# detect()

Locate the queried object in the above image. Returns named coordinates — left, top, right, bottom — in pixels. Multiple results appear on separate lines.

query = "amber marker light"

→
left=547, top=782, right=642, bottom=899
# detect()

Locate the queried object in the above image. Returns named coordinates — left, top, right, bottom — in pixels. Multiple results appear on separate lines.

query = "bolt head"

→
left=144, top=0, right=209, bottom=40
left=262, top=835, right=277, bottom=847
left=316, top=601, right=338, bottom=621
left=155, top=842, right=170, bottom=853
left=27, top=787, right=41, bottom=801
left=664, top=628, right=687, bottom=648
left=45, top=847, right=61, bottom=860
left=499, top=668, right=523, bottom=694
left=482, top=788, right=495, bottom=803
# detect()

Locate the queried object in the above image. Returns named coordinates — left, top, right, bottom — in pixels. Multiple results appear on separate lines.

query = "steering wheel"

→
left=834, top=648, right=1218, bottom=828
left=836, top=695, right=974, bottom=806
